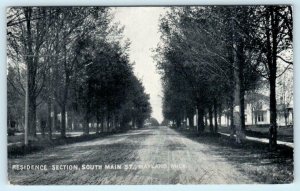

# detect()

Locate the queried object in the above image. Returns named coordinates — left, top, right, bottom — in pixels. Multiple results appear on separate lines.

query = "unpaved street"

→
left=8, top=126, right=254, bottom=185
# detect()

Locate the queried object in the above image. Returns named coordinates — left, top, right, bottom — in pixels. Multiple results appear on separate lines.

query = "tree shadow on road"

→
left=174, top=128, right=293, bottom=184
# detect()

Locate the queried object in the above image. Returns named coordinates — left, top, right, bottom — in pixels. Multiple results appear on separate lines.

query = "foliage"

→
left=7, top=7, right=152, bottom=141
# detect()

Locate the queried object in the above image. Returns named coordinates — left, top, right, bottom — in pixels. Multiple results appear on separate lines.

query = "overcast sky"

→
left=114, top=7, right=166, bottom=123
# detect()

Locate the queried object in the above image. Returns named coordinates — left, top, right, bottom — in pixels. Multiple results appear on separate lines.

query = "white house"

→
left=220, top=92, right=293, bottom=127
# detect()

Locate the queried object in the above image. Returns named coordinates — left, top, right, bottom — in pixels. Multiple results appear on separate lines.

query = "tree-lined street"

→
left=7, top=6, right=293, bottom=185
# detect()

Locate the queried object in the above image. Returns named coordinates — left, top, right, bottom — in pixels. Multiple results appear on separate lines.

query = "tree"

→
left=156, top=6, right=289, bottom=147
left=7, top=7, right=55, bottom=144
left=7, top=7, right=152, bottom=145
left=251, top=6, right=293, bottom=149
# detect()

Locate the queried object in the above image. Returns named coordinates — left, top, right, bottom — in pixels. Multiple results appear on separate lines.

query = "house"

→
left=244, top=92, right=270, bottom=126
left=220, top=92, right=293, bottom=127
left=221, top=90, right=293, bottom=127
left=244, top=92, right=293, bottom=127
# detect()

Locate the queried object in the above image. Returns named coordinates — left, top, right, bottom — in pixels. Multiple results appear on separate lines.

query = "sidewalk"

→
left=219, top=132, right=294, bottom=148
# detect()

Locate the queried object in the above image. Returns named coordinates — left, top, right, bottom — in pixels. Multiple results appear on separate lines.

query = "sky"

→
left=114, top=7, right=166, bottom=123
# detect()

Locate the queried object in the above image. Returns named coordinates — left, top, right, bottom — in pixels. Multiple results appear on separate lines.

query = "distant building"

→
left=221, top=92, right=293, bottom=127
left=244, top=92, right=270, bottom=126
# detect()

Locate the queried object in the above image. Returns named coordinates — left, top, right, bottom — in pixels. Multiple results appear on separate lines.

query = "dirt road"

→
left=8, top=126, right=254, bottom=185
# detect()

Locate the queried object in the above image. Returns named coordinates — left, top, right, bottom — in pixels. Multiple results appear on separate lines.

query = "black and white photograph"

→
left=6, top=5, right=293, bottom=185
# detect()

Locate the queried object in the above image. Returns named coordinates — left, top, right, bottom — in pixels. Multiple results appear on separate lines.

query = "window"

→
left=257, top=102, right=263, bottom=110
left=257, top=111, right=265, bottom=122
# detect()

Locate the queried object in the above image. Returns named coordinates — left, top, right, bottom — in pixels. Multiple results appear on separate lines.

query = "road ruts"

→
left=8, top=126, right=254, bottom=184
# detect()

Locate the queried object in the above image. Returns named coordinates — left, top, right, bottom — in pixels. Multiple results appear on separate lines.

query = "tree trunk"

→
left=60, top=41, right=70, bottom=138
left=267, top=7, right=279, bottom=149
left=230, top=99, right=235, bottom=138
left=233, top=22, right=245, bottom=143
left=188, top=115, right=194, bottom=128
left=252, top=108, right=254, bottom=125
left=204, top=114, right=207, bottom=128
left=213, top=100, right=218, bottom=133
left=115, top=113, right=119, bottom=130
left=197, top=105, right=205, bottom=134
left=53, top=104, right=59, bottom=131
left=40, top=120, right=46, bottom=137
left=132, top=118, right=135, bottom=129
left=237, top=32, right=246, bottom=139
left=239, top=59, right=246, bottom=134
left=233, top=49, right=244, bottom=143
left=24, top=7, right=37, bottom=145
left=69, top=112, right=74, bottom=131
left=47, top=99, right=52, bottom=139
left=101, top=116, right=104, bottom=133
left=84, top=114, right=89, bottom=135
left=106, top=114, right=110, bottom=132
left=61, top=106, right=66, bottom=138
left=96, top=116, right=100, bottom=134
left=73, top=115, right=79, bottom=130
left=226, top=114, right=229, bottom=127
left=28, top=96, right=37, bottom=137
left=208, top=106, right=213, bottom=133
left=228, top=9, right=236, bottom=140
left=218, top=106, right=222, bottom=127
left=269, top=75, right=277, bottom=149
left=176, top=118, right=181, bottom=128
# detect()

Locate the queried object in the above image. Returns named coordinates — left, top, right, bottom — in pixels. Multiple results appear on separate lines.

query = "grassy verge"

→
left=8, top=131, right=125, bottom=159
left=174, top=128, right=293, bottom=184
left=219, top=126, right=293, bottom=143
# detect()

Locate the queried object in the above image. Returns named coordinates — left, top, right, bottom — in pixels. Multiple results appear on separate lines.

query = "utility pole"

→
left=24, top=61, right=29, bottom=146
